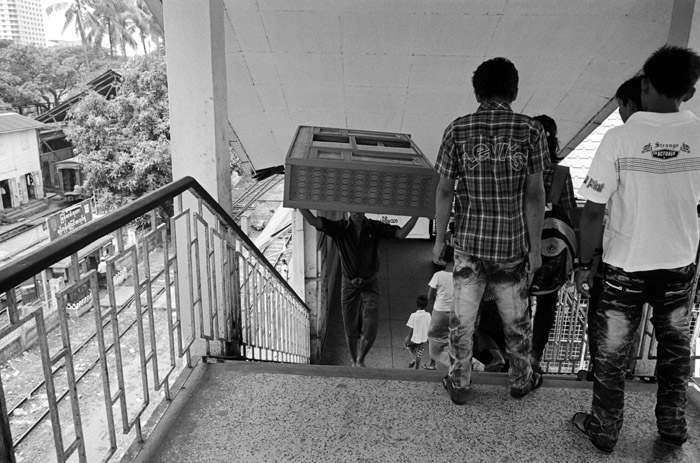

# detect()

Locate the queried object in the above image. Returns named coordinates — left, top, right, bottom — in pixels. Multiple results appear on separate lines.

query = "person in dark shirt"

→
left=300, top=209, right=418, bottom=367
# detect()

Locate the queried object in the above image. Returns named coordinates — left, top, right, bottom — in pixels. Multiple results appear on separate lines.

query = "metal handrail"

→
left=0, top=176, right=306, bottom=310
left=0, top=177, right=311, bottom=463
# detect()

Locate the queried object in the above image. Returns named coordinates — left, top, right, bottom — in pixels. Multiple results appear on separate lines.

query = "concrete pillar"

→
left=163, top=1, right=231, bottom=356
left=163, top=0, right=231, bottom=211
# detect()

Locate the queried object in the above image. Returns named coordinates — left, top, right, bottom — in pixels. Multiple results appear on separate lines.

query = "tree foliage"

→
left=65, top=52, right=171, bottom=211
left=46, top=0, right=163, bottom=59
left=0, top=43, right=121, bottom=114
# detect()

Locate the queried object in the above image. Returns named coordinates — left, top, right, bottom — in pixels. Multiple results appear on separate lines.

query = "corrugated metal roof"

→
left=0, top=113, right=47, bottom=135
left=561, top=109, right=623, bottom=199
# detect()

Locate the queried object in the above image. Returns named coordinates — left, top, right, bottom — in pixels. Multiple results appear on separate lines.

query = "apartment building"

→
left=0, top=0, right=45, bottom=47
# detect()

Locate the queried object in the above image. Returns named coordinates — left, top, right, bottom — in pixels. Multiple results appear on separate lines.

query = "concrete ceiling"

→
left=221, top=0, right=678, bottom=171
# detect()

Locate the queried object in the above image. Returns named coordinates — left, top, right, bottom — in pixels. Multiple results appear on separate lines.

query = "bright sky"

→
left=42, top=0, right=80, bottom=45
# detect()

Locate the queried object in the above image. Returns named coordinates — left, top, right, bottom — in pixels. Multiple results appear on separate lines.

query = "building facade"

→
left=0, top=0, right=45, bottom=47
left=0, top=113, right=45, bottom=212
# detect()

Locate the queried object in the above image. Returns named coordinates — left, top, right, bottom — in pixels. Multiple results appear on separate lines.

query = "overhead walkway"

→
left=128, top=239, right=700, bottom=463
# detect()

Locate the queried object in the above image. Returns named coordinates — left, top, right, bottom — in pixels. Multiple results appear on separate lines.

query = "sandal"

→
left=422, top=364, right=437, bottom=370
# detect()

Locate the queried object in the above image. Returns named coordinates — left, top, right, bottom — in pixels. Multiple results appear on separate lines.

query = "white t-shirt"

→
left=407, top=310, right=431, bottom=343
left=579, top=110, right=700, bottom=272
left=428, top=270, right=453, bottom=312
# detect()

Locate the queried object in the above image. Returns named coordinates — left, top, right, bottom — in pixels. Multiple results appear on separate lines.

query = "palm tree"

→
left=45, top=0, right=93, bottom=68
left=130, top=0, right=164, bottom=54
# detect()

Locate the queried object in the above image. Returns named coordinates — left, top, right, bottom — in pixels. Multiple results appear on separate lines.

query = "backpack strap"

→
left=547, top=165, right=569, bottom=206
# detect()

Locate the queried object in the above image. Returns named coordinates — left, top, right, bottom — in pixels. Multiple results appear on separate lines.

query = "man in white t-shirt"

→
left=573, top=45, right=700, bottom=454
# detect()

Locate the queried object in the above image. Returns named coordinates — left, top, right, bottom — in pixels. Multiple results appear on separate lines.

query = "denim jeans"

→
left=589, top=263, right=695, bottom=449
left=428, top=310, right=450, bottom=367
left=448, top=249, right=533, bottom=393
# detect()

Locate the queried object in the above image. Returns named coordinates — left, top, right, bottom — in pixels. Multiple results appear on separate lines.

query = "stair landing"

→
left=128, top=361, right=700, bottom=463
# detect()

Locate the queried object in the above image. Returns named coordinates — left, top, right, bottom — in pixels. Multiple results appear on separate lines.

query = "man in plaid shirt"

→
left=433, top=57, right=550, bottom=404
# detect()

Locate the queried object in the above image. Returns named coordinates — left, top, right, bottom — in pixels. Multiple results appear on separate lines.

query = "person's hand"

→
left=526, top=250, right=542, bottom=275
left=575, top=269, right=591, bottom=298
left=432, top=240, right=446, bottom=266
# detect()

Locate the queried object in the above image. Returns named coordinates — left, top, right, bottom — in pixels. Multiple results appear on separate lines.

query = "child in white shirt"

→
left=405, top=294, right=432, bottom=369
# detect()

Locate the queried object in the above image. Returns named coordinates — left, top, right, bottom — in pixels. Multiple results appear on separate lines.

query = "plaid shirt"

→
left=543, top=163, right=576, bottom=210
left=435, top=101, right=550, bottom=262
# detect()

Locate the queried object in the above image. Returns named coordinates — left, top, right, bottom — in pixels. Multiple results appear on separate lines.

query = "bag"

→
left=530, top=165, right=577, bottom=296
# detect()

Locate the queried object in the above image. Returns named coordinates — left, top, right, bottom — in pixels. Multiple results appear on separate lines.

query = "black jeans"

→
left=588, top=263, right=695, bottom=448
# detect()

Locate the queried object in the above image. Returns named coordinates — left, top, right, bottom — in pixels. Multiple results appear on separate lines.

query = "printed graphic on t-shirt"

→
left=641, top=141, right=692, bottom=159
left=582, top=175, right=604, bottom=193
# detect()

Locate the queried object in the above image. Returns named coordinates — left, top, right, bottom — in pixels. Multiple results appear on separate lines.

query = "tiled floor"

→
left=320, top=238, right=443, bottom=370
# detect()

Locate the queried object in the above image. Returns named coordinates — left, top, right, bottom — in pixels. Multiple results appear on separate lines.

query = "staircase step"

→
left=129, top=360, right=684, bottom=463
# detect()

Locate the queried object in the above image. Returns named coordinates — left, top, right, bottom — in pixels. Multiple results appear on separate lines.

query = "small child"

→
left=404, top=294, right=432, bottom=369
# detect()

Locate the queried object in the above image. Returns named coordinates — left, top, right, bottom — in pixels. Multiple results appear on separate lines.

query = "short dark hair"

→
left=615, top=75, right=643, bottom=109
left=533, top=115, right=558, bottom=162
left=442, top=244, right=454, bottom=264
left=416, top=294, right=428, bottom=309
left=472, top=57, right=518, bottom=102
left=643, top=45, right=700, bottom=99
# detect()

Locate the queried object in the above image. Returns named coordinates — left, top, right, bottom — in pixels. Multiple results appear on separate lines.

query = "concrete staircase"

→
left=127, top=361, right=700, bottom=463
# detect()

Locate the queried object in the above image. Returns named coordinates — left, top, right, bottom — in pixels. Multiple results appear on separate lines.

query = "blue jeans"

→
left=589, top=263, right=695, bottom=449
left=448, top=250, right=533, bottom=393
left=428, top=310, right=450, bottom=367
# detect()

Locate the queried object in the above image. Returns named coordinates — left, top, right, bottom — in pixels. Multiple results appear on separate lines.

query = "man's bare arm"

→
left=575, top=200, right=606, bottom=297
left=299, top=209, right=323, bottom=229
left=433, top=175, right=456, bottom=264
left=524, top=171, right=546, bottom=274
left=395, top=216, right=420, bottom=239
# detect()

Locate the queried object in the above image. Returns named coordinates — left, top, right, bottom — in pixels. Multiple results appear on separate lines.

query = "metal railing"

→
left=0, top=177, right=310, bottom=463
left=540, top=273, right=700, bottom=377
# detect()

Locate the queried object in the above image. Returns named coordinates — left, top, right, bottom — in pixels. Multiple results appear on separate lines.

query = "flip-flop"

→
left=484, top=362, right=505, bottom=372
left=422, top=364, right=436, bottom=370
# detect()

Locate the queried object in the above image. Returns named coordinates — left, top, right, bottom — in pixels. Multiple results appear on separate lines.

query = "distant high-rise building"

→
left=0, top=0, right=45, bottom=47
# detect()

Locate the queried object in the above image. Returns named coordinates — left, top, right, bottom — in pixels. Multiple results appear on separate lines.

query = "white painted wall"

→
left=0, top=130, right=41, bottom=178
left=0, top=129, right=43, bottom=208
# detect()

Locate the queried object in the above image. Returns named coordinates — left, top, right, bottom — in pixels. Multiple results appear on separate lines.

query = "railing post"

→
left=0, top=376, right=15, bottom=463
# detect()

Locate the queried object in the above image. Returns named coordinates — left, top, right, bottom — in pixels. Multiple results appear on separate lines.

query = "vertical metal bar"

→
left=6, top=288, right=18, bottom=324
left=192, top=216, right=205, bottom=352
left=57, top=289, right=87, bottom=462
left=204, top=225, right=215, bottom=345
left=0, top=370, right=15, bottom=463
left=106, top=251, right=128, bottom=434
left=69, top=253, right=80, bottom=284
left=33, top=307, right=65, bottom=462
left=89, top=273, right=117, bottom=457
left=116, top=228, right=124, bottom=253
left=130, top=246, right=151, bottom=410
left=169, top=212, right=184, bottom=360
left=142, top=235, right=161, bottom=388
left=185, top=211, right=195, bottom=366
left=163, top=226, right=176, bottom=389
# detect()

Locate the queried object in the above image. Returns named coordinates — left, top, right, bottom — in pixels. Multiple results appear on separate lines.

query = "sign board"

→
left=46, top=199, right=94, bottom=241
left=365, top=214, right=431, bottom=239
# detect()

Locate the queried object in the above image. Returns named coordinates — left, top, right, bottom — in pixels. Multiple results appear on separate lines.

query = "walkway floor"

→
left=126, top=239, right=700, bottom=462
left=130, top=362, right=700, bottom=463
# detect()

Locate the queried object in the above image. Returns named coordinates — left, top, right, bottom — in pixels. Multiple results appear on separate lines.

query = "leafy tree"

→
left=47, top=0, right=163, bottom=58
left=65, top=52, right=171, bottom=212
left=45, top=0, right=93, bottom=67
left=0, top=44, right=116, bottom=114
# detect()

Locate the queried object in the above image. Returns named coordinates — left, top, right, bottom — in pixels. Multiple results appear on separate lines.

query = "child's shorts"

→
left=406, top=342, right=425, bottom=358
